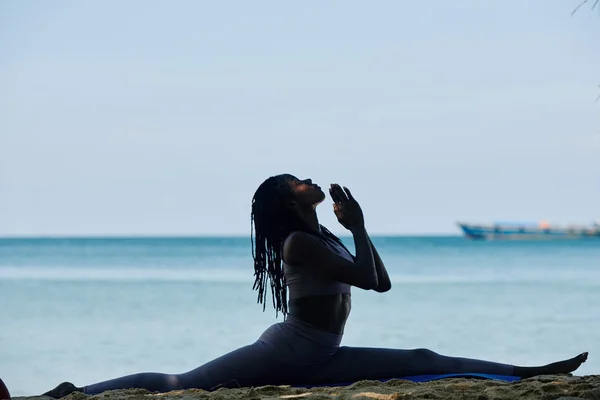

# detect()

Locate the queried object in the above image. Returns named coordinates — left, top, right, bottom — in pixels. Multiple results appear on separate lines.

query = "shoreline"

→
left=15, top=374, right=600, bottom=400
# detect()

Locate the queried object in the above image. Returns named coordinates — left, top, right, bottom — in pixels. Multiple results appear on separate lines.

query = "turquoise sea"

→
left=1, top=236, right=599, bottom=396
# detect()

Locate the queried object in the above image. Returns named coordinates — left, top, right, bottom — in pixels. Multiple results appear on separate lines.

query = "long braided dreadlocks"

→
left=250, top=174, right=350, bottom=316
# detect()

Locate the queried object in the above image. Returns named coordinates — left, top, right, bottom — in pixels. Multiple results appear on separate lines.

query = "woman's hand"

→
left=329, top=184, right=365, bottom=231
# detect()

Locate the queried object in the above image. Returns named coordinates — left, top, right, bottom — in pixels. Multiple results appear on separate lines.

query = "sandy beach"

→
left=14, top=375, right=600, bottom=400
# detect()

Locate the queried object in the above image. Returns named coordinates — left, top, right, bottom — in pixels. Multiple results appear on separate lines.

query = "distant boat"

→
left=457, top=220, right=600, bottom=240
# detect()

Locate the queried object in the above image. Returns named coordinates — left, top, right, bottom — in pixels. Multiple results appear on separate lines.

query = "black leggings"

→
left=83, top=316, right=514, bottom=394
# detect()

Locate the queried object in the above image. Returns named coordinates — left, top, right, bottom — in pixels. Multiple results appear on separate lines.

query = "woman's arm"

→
left=284, top=230, right=378, bottom=290
left=367, top=234, right=391, bottom=292
left=323, top=183, right=388, bottom=291
left=350, top=225, right=378, bottom=288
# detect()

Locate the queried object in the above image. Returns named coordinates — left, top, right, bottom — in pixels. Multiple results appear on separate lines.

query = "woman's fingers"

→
left=330, top=193, right=344, bottom=209
left=330, top=186, right=341, bottom=200
left=330, top=184, right=348, bottom=203
left=329, top=188, right=340, bottom=205
left=343, top=186, right=355, bottom=202
left=333, top=205, right=344, bottom=221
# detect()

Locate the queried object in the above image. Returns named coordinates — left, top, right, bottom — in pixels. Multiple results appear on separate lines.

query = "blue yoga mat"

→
left=297, top=373, right=520, bottom=388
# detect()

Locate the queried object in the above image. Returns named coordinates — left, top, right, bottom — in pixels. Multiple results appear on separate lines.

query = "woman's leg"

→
left=310, top=347, right=588, bottom=384
left=44, top=319, right=336, bottom=398
left=83, top=372, right=180, bottom=394
left=82, top=340, right=298, bottom=395
left=310, top=347, right=512, bottom=384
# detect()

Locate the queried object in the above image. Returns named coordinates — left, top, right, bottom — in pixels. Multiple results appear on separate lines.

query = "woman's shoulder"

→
left=284, top=230, right=319, bottom=251
left=284, top=231, right=355, bottom=266
left=283, top=231, right=326, bottom=264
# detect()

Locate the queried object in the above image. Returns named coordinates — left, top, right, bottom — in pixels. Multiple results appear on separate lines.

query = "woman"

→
left=43, top=174, right=587, bottom=397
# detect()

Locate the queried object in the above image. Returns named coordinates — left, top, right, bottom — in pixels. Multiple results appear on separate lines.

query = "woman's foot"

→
left=42, top=382, right=83, bottom=399
left=514, top=352, right=588, bottom=378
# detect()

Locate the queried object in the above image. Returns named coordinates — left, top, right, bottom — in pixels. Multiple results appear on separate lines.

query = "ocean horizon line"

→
left=0, top=233, right=463, bottom=240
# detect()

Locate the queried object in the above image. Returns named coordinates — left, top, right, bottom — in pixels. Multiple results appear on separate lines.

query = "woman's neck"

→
left=296, top=207, right=321, bottom=234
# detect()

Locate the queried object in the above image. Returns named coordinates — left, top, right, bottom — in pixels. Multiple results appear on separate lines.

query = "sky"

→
left=1, top=0, right=599, bottom=236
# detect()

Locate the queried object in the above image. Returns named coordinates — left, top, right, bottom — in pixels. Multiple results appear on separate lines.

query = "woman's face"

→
left=285, top=175, right=326, bottom=208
